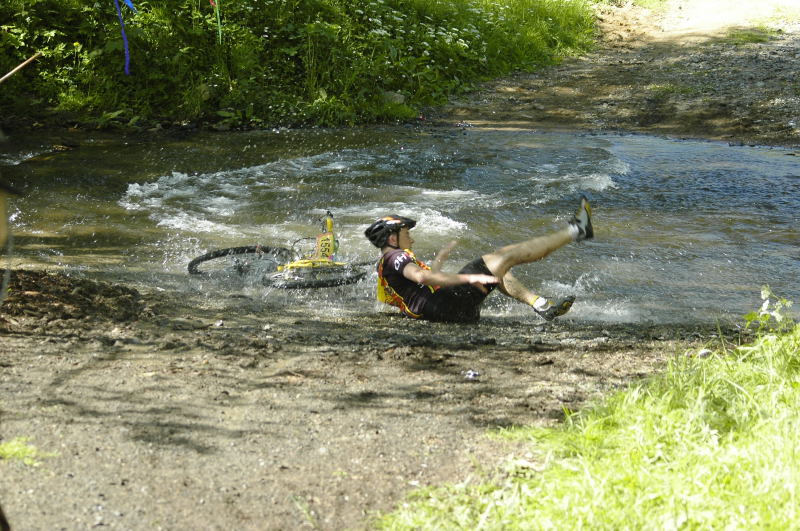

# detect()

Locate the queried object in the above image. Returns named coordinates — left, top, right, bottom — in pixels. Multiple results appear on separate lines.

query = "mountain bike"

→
left=187, top=212, right=369, bottom=289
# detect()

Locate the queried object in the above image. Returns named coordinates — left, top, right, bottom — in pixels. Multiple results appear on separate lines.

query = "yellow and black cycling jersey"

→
left=376, top=248, right=439, bottom=318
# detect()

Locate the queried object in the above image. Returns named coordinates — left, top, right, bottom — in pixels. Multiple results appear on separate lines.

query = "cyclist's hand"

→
left=468, top=274, right=498, bottom=294
left=431, top=240, right=457, bottom=272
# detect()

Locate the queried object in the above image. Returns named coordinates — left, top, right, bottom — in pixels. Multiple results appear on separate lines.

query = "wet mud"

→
left=0, top=270, right=731, bottom=529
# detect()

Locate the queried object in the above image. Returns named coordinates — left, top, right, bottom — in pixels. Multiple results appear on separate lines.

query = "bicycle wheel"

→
left=188, top=245, right=295, bottom=276
left=266, top=265, right=367, bottom=289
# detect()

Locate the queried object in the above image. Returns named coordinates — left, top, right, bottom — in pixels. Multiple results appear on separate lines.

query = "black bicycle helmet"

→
left=364, top=215, right=416, bottom=248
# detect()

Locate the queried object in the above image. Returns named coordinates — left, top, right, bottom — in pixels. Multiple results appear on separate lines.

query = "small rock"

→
left=383, top=91, right=405, bottom=104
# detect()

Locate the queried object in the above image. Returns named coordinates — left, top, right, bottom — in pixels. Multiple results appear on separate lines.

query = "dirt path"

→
left=0, top=271, right=724, bottom=530
left=434, top=0, right=800, bottom=148
left=0, top=2, right=788, bottom=530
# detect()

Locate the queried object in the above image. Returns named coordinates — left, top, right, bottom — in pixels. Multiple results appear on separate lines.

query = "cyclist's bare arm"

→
left=430, top=240, right=457, bottom=273
left=402, top=262, right=497, bottom=291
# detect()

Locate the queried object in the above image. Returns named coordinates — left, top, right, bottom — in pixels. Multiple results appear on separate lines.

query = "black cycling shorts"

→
left=421, top=257, right=496, bottom=323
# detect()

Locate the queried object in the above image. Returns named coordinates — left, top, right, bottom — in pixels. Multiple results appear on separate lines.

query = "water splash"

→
left=5, top=128, right=798, bottom=324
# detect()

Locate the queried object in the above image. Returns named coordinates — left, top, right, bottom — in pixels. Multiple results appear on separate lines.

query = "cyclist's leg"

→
left=482, top=195, right=593, bottom=279
left=482, top=228, right=573, bottom=280
left=498, top=271, right=575, bottom=319
left=497, top=270, right=537, bottom=304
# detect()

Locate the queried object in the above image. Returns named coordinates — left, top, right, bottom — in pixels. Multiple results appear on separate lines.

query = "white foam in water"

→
left=198, top=195, right=238, bottom=217
left=415, top=209, right=468, bottom=236
left=254, top=222, right=309, bottom=245
left=121, top=170, right=268, bottom=232
left=119, top=182, right=160, bottom=209
left=315, top=159, right=349, bottom=173
left=351, top=204, right=411, bottom=223
left=122, top=171, right=253, bottom=231
left=417, top=188, right=492, bottom=211
left=156, top=211, right=241, bottom=234
left=352, top=204, right=466, bottom=238
left=573, top=300, right=642, bottom=323
left=101, top=128, right=798, bottom=325
left=539, top=171, right=619, bottom=196
left=1, top=150, right=48, bottom=165
left=532, top=272, right=648, bottom=322
left=244, top=150, right=363, bottom=182
left=419, top=189, right=477, bottom=199
left=425, top=188, right=509, bottom=212
left=121, top=132, right=617, bottom=250
left=575, top=172, right=619, bottom=193
left=486, top=275, right=641, bottom=323
left=120, top=172, right=194, bottom=209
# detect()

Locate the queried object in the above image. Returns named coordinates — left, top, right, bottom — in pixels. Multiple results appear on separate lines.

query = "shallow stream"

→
left=2, top=126, right=798, bottom=324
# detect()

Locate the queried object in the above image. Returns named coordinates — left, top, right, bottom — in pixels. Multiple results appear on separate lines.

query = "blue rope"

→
left=113, top=0, right=136, bottom=75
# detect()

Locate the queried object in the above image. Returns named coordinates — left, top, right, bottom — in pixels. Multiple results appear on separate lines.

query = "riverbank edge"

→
left=4, top=3, right=800, bottom=150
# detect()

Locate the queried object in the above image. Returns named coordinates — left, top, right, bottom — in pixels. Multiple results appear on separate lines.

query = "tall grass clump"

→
left=378, top=289, right=799, bottom=529
left=0, top=0, right=596, bottom=128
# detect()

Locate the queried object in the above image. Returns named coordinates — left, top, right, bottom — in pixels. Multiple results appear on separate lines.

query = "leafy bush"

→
left=0, top=0, right=596, bottom=128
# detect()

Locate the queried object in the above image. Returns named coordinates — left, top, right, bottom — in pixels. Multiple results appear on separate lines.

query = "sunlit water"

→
left=2, top=127, right=798, bottom=324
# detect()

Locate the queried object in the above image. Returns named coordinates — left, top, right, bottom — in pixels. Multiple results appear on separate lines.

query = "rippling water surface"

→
left=3, top=127, right=798, bottom=324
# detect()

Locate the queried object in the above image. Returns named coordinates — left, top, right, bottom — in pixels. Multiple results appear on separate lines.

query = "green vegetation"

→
left=0, top=437, right=53, bottom=466
left=721, top=26, right=779, bottom=45
left=629, top=0, right=669, bottom=10
left=378, top=289, right=799, bottom=529
left=753, top=2, right=800, bottom=28
left=0, top=0, right=597, bottom=129
left=646, top=83, right=698, bottom=101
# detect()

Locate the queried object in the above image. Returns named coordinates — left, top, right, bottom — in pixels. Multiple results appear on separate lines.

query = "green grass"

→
left=721, top=27, right=779, bottom=45
left=646, top=83, right=698, bottom=101
left=0, top=437, right=53, bottom=466
left=630, top=0, right=670, bottom=11
left=753, top=3, right=800, bottom=27
left=377, top=291, right=799, bottom=529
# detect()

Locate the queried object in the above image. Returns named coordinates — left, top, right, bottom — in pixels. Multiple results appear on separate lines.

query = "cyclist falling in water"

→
left=364, top=196, right=594, bottom=324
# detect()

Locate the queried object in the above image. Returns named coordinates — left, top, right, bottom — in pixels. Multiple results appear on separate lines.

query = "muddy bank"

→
left=431, top=1, right=800, bottom=148
left=0, top=270, right=732, bottom=529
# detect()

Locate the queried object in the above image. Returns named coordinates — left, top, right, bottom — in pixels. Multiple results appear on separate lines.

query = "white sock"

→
left=532, top=297, right=549, bottom=310
left=568, top=223, right=580, bottom=241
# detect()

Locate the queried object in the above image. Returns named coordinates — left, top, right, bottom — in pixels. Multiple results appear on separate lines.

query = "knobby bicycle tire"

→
left=188, top=245, right=295, bottom=275
left=267, top=268, right=367, bottom=289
